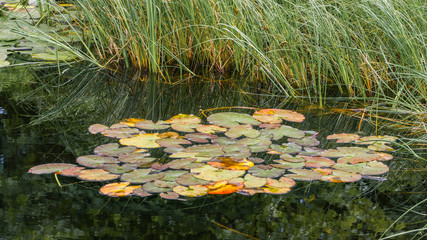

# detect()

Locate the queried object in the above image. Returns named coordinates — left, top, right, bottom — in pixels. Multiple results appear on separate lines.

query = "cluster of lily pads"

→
left=28, top=109, right=397, bottom=200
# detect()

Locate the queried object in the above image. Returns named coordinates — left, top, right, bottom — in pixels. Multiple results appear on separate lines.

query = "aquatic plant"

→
left=29, top=108, right=397, bottom=200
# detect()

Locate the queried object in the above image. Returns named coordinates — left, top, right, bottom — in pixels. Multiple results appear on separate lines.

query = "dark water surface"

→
left=0, top=66, right=425, bottom=239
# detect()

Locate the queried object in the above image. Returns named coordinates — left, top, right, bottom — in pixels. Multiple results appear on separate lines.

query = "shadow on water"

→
left=0, top=65, right=425, bottom=239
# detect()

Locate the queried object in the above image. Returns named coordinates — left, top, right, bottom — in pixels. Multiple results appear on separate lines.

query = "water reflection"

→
left=0, top=66, right=425, bottom=239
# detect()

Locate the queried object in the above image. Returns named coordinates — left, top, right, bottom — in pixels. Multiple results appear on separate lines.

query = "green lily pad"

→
left=225, top=125, right=260, bottom=139
left=160, top=170, right=189, bottom=181
left=332, top=161, right=389, bottom=175
left=77, top=169, right=120, bottom=181
left=265, top=177, right=296, bottom=188
left=336, top=152, right=393, bottom=164
left=279, top=154, right=306, bottom=163
left=211, top=137, right=237, bottom=145
left=238, top=137, right=272, bottom=153
left=119, top=133, right=161, bottom=148
left=171, top=122, right=200, bottom=133
left=253, top=109, right=305, bottom=123
left=270, top=160, right=305, bottom=169
left=243, top=173, right=267, bottom=188
left=167, top=158, right=205, bottom=169
left=164, top=147, right=185, bottom=154
left=191, top=165, right=246, bottom=181
left=0, top=59, right=10, bottom=67
left=184, top=133, right=218, bottom=143
left=288, top=136, right=320, bottom=147
left=135, top=120, right=170, bottom=130
left=321, top=170, right=362, bottom=183
left=355, top=135, right=398, bottom=145
left=173, top=185, right=208, bottom=197
left=223, top=143, right=251, bottom=153
left=31, top=51, right=77, bottom=61
left=270, top=143, right=302, bottom=154
left=118, top=153, right=155, bottom=166
left=285, top=169, right=323, bottom=181
left=28, top=163, right=77, bottom=174
left=248, top=165, right=285, bottom=178
left=120, top=169, right=165, bottom=183
left=303, top=156, right=335, bottom=168
left=94, top=143, right=136, bottom=157
left=142, top=182, right=172, bottom=193
left=367, top=143, right=394, bottom=151
left=224, top=150, right=251, bottom=158
left=154, top=180, right=178, bottom=188
left=196, top=125, right=227, bottom=134
left=182, top=144, right=224, bottom=158
left=175, top=173, right=211, bottom=186
left=88, top=124, right=109, bottom=134
left=326, top=133, right=360, bottom=143
left=101, top=127, right=141, bottom=139
left=156, top=138, right=191, bottom=148
left=207, top=112, right=261, bottom=128
left=99, top=182, right=141, bottom=197
left=102, top=163, right=138, bottom=174
left=260, top=125, right=305, bottom=140
left=248, top=157, right=265, bottom=164
left=321, top=147, right=370, bottom=158
left=300, top=147, right=325, bottom=156
left=76, top=155, right=119, bottom=168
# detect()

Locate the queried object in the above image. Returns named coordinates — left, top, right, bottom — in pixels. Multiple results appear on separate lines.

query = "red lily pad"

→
left=302, top=156, right=335, bottom=168
left=133, top=187, right=153, bottom=197
left=159, top=192, right=181, bottom=200
left=28, top=163, right=77, bottom=175
left=61, top=166, right=85, bottom=177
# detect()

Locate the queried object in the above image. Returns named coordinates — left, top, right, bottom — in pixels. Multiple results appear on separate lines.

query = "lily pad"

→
left=285, top=169, right=323, bottom=181
left=159, top=192, right=181, bottom=200
left=171, top=122, right=200, bottom=133
left=265, top=177, right=296, bottom=188
left=238, top=137, right=272, bottom=153
left=156, top=138, right=191, bottom=148
left=248, top=165, right=285, bottom=178
left=94, top=143, right=136, bottom=157
left=102, top=163, right=138, bottom=174
left=211, top=137, right=237, bottom=145
left=120, top=133, right=161, bottom=148
left=76, top=155, right=119, bottom=168
left=270, top=160, right=305, bottom=169
left=270, top=143, right=302, bottom=154
left=262, top=187, right=291, bottom=195
left=244, top=174, right=267, bottom=188
left=102, top=127, right=141, bottom=139
left=321, top=170, right=362, bottom=183
left=321, top=147, right=370, bottom=158
left=120, top=118, right=146, bottom=127
left=167, top=158, right=205, bottom=169
left=280, top=154, right=306, bottom=163
left=28, top=163, right=77, bottom=174
left=142, top=182, right=172, bottom=193
left=336, top=152, right=393, bottom=164
left=333, top=161, right=389, bottom=175
left=253, top=109, right=305, bottom=123
left=135, top=120, right=170, bottom=130
left=208, top=184, right=243, bottom=194
left=260, top=125, right=305, bottom=140
left=61, top=167, right=85, bottom=177
left=288, top=136, right=320, bottom=147
left=207, top=112, right=261, bottom=128
left=88, top=124, right=109, bottom=134
left=367, top=143, right=394, bottom=151
left=158, top=132, right=180, bottom=139
left=118, top=153, right=156, bottom=166
left=196, top=125, right=227, bottom=134
left=175, top=173, right=211, bottom=186
left=31, top=51, right=77, bottom=61
left=154, top=180, right=178, bottom=188
left=326, top=133, right=360, bottom=143
left=99, top=182, right=141, bottom=197
left=166, top=114, right=201, bottom=124
left=77, top=169, right=120, bottom=181
left=184, top=133, right=218, bottom=143
left=191, top=165, right=246, bottom=181
left=173, top=185, right=208, bottom=197
left=355, top=135, right=398, bottom=145
left=225, top=125, right=260, bottom=139
left=302, top=156, right=335, bottom=168
left=133, top=187, right=153, bottom=197
left=160, top=170, right=189, bottom=181
left=207, top=157, right=254, bottom=170
left=120, top=169, right=165, bottom=183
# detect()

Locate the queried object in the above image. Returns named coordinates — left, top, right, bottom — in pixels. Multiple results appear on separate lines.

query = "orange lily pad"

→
left=159, top=191, right=181, bottom=200
left=253, top=109, right=305, bottom=123
left=207, top=157, right=254, bottom=170
left=191, top=165, right=246, bottom=181
left=208, top=184, right=243, bottom=194
left=120, top=118, right=146, bottom=127
left=77, top=169, right=120, bottom=181
left=302, top=156, right=335, bottom=168
left=166, top=114, right=201, bottom=124
left=99, top=182, right=141, bottom=197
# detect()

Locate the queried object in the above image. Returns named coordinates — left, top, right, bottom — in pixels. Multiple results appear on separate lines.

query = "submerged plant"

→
left=28, top=108, right=398, bottom=200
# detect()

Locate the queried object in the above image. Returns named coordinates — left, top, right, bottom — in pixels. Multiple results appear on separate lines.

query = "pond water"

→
left=0, top=66, right=425, bottom=239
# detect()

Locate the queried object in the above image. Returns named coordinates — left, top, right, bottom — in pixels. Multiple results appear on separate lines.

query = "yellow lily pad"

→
left=99, top=182, right=140, bottom=197
left=172, top=185, right=208, bottom=197
left=120, top=133, right=161, bottom=148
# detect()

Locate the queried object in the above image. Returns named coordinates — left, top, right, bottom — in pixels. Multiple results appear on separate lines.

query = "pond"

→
left=0, top=66, right=426, bottom=239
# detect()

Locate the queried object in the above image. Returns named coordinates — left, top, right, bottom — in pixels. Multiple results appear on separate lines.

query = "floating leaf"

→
left=76, top=155, right=119, bottom=168
left=248, top=165, right=285, bottom=178
left=333, top=161, right=389, bottom=175
left=154, top=180, right=178, bottom=188
left=270, top=143, right=302, bottom=154
left=244, top=174, right=267, bottom=188
left=102, top=127, right=141, bottom=139
left=166, top=114, right=201, bottom=124
left=248, top=157, right=265, bottom=164
left=238, top=137, right=272, bottom=153
left=135, top=120, right=170, bottom=130
left=61, top=167, right=85, bottom=177
left=156, top=138, right=191, bottom=148
left=99, top=182, right=140, bottom=197
left=207, top=112, right=260, bottom=128
left=321, top=147, right=370, bottom=158
left=160, top=170, right=189, bottom=181
left=120, top=118, right=146, bottom=127
left=262, top=187, right=291, bottom=195
left=142, top=182, right=172, bottom=193
left=237, top=188, right=265, bottom=195
left=102, top=163, right=138, bottom=174
left=191, top=165, right=246, bottom=181
left=196, top=125, right=227, bottom=134
left=271, top=160, right=305, bottom=169
left=208, top=184, right=243, bottom=194
left=326, top=133, right=360, bottom=143
left=184, top=133, right=218, bottom=143
left=253, top=109, right=305, bottom=123
left=173, top=185, right=208, bottom=197
left=159, top=192, right=181, bottom=200
left=337, top=152, right=393, bottom=164
left=225, top=125, right=260, bottom=139
left=321, top=170, right=362, bottom=183
left=175, top=173, right=211, bottom=186
left=158, top=131, right=180, bottom=139
left=120, top=169, right=165, bottom=183
left=355, top=135, right=398, bottom=145
left=120, top=133, right=161, bottom=148
left=31, top=51, right=76, bottom=61
left=133, top=187, right=152, bottom=197
left=88, top=124, right=109, bottom=134
left=265, top=177, right=296, bottom=188
left=367, top=143, right=394, bottom=151
left=302, top=156, right=335, bottom=168
left=28, top=163, right=77, bottom=175
left=171, top=122, right=200, bottom=133
left=288, top=136, right=320, bottom=147
left=94, top=143, right=136, bottom=157
left=207, top=157, right=254, bottom=170
left=280, top=154, right=306, bottom=163
left=118, top=153, right=155, bottom=166
left=211, top=137, right=237, bottom=145
left=260, top=125, right=305, bottom=140
left=167, top=158, right=205, bottom=169
left=77, top=169, right=120, bottom=181
left=285, top=169, right=323, bottom=181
